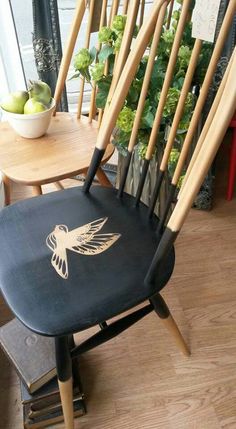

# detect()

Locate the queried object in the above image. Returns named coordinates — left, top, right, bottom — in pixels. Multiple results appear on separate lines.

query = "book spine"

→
left=28, top=397, right=85, bottom=419
left=30, top=391, right=83, bottom=413
left=23, top=400, right=85, bottom=429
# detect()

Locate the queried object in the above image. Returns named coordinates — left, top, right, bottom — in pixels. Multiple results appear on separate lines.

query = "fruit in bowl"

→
left=24, top=98, right=49, bottom=114
left=0, top=80, right=55, bottom=139
left=1, top=91, right=29, bottom=114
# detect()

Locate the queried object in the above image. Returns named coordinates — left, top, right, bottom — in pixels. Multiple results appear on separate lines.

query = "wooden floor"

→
left=0, top=146, right=236, bottom=429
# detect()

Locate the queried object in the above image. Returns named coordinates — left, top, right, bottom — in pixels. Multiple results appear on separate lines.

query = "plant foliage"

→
left=72, top=5, right=212, bottom=178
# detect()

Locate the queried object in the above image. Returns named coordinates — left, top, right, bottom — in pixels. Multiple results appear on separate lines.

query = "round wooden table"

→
left=0, top=113, right=114, bottom=204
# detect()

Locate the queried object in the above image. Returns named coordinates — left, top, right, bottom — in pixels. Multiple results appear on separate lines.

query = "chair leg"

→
left=55, top=336, right=74, bottom=429
left=32, top=185, right=42, bottom=196
left=96, top=167, right=113, bottom=187
left=150, top=293, right=190, bottom=357
left=54, top=181, right=65, bottom=190
left=2, top=174, right=11, bottom=205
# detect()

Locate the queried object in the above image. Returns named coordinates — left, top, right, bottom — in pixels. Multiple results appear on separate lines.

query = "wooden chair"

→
left=0, top=0, right=129, bottom=204
left=0, top=1, right=235, bottom=428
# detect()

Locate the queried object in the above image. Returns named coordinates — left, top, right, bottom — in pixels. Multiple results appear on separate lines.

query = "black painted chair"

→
left=0, top=1, right=235, bottom=428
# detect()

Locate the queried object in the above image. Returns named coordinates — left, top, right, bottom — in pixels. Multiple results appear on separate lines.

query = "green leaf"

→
left=140, top=101, right=154, bottom=128
left=141, top=110, right=154, bottom=128
left=136, top=58, right=148, bottom=79
left=127, top=85, right=139, bottom=104
left=96, top=92, right=107, bottom=108
left=97, top=77, right=112, bottom=93
left=98, top=45, right=114, bottom=63
left=108, top=55, right=115, bottom=74
left=172, top=77, right=185, bottom=90
left=112, top=129, right=130, bottom=156
left=90, top=46, right=97, bottom=62
left=149, top=59, right=166, bottom=93
left=80, top=68, right=91, bottom=82
left=96, top=77, right=112, bottom=108
left=68, top=72, right=80, bottom=81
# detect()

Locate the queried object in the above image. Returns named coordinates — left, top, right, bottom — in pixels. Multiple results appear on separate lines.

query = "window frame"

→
left=0, top=0, right=26, bottom=98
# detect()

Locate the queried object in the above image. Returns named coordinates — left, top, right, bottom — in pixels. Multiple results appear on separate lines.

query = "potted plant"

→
left=71, top=2, right=211, bottom=215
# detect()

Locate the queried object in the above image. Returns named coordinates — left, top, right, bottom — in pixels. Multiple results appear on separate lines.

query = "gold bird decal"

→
left=46, top=217, right=121, bottom=279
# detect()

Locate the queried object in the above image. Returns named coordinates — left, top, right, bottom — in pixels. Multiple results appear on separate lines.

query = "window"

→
left=2, top=1, right=177, bottom=112
left=0, top=0, right=26, bottom=119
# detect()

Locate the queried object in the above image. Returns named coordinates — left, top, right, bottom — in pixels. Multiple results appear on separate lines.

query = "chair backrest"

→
left=82, top=0, right=236, bottom=282
left=53, top=0, right=157, bottom=123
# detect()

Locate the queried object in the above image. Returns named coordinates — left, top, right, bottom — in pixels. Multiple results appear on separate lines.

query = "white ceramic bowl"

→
left=1, top=98, right=56, bottom=139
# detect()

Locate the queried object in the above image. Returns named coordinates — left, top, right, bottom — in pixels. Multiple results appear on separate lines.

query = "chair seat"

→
left=0, top=113, right=114, bottom=185
left=0, top=186, right=175, bottom=336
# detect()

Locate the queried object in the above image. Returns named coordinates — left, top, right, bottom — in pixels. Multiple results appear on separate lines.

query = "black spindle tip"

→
left=135, top=158, right=150, bottom=206
left=157, top=184, right=177, bottom=234
left=117, top=151, right=132, bottom=199
left=83, top=148, right=105, bottom=193
left=148, top=170, right=165, bottom=218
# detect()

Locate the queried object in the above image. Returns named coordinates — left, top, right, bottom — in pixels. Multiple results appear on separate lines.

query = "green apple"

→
left=28, top=80, right=51, bottom=106
left=0, top=91, right=29, bottom=114
left=24, top=98, right=47, bottom=114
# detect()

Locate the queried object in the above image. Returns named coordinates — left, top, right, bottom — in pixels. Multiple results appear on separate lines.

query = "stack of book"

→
left=21, top=375, right=85, bottom=428
left=0, top=318, right=85, bottom=428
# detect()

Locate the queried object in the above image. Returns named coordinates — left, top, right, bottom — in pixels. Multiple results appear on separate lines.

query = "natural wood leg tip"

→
left=183, top=347, right=191, bottom=357
left=174, top=338, right=190, bottom=357
left=58, top=378, right=74, bottom=429
left=162, top=315, right=191, bottom=358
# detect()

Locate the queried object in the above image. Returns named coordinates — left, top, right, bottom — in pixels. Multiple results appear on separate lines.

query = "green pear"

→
left=28, top=80, right=51, bottom=106
left=24, top=98, right=47, bottom=114
left=0, top=91, right=29, bottom=114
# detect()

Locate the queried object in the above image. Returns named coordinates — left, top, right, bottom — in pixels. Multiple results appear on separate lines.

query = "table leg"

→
left=96, top=167, right=113, bottom=187
left=32, top=185, right=42, bottom=196
left=2, top=174, right=11, bottom=206
left=54, top=181, right=64, bottom=190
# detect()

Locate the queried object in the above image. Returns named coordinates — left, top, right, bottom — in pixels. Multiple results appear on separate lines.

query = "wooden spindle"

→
left=148, top=38, right=202, bottom=219
left=53, top=0, right=86, bottom=114
left=171, top=0, right=236, bottom=186
left=95, top=0, right=167, bottom=151
left=180, top=52, right=233, bottom=195
left=168, top=48, right=236, bottom=233
left=77, top=0, right=96, bottom=119
left=117, top=2, right=168, bottom=199
left=122, top=0, right=129, bottom=14
left=139, top=0, right=145, bottom=28
left=145, top=49, right=236, bottom=286
left=145, top=0, right=191, bottom=161
left=128, top=2, right=168, bottom=154
left=166, top=0, right=174, bottom=29
left=88, top=0, right=108, bottom=123
left=97, top=0, right=120, bottom=126
left=103, top=0, right=140, bottom=115
left=160, top=39, right=203, bottom=172
left=109, top=0, right=120, bottom=26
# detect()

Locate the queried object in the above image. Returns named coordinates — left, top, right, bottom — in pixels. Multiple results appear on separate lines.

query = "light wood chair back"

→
left=53, top=0, right=156, bottom=124
left=83, top=0, right=236, bottom=279
left=145, top=48, right=236, bottom=284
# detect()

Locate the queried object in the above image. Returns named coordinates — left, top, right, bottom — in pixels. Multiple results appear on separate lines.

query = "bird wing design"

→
left=66, top=217, right=121, bottom=255
left=46, top=232, right=69, bottom=279
left=66, top=217, right=108, bottom=239
left=46, top=218, right=121, bottom=279
left=51, top=247, right=68, bottom=279
left=68, top=232, right=121, bottom=255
